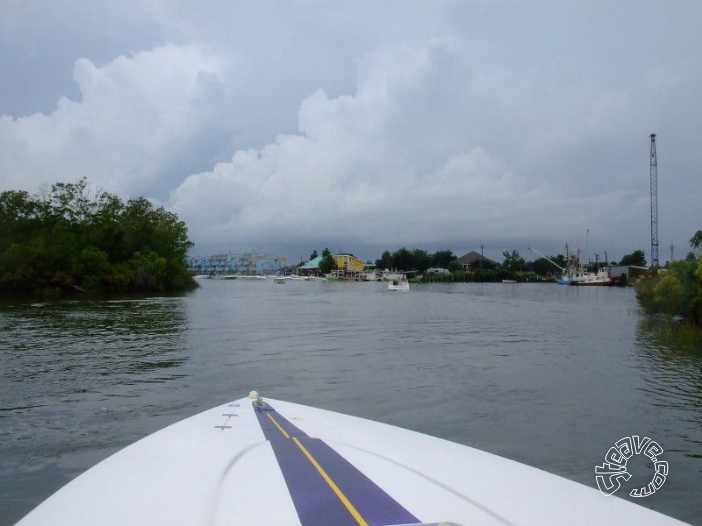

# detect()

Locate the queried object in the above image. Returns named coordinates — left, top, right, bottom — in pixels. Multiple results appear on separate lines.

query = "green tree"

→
left=653, top=273, right=686, bottom=314
left=0, top=180, right=196, bottom=295
left=0, top=191, right=37, bottom=243
left=619, top=250, right=647, bottom=267
left=319, top=248, right=336, bottom=274
left=392, top=247, right=414, bottom=270
left=90, top=191, right=126, bottom=260
left=376, top=251, right=392, bottom=269
left=502, top=250, right=525, bottom=272
left=74, top=246, right=111, bottom=291
left=448, top=259, right=462, bottom=272
left=49, top=179, right=94, bottom=228
left=431, top=249, right=456, bottom=269
left=637, top=232, right=702, bottom=325
left=528, top=253, right=568, bottom=275
left=529, top=257, right=561, bottom=276
left=412, top=249, right=432, bottom=272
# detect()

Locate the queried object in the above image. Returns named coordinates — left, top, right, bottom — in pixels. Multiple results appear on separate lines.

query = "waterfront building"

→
left=187, top=252, right=286, bottom=276
left=458, top=251, right=498, bottom=270
left=298, top=256, right=324, bottom=277
left=333, top=254, right=364, bottom=273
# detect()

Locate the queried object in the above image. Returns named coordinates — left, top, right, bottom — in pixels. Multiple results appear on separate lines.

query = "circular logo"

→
left=595, top=435, right=668, bottom=497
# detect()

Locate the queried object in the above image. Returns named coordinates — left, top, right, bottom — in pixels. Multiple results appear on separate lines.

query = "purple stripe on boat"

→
left=254, top=402, right=310, bottom=440
left=273, top=437, right=361, bottom=526
left=254, top=403, right=420, bottom=526
left=299, top=437, right=419, bottom=526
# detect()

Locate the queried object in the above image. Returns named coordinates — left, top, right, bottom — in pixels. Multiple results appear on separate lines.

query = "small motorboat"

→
left=388, top=276, right=409, bottom=291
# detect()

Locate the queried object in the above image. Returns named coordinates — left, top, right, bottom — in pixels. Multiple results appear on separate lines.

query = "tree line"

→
left=375, top=248, right=459, bottom=272
left=0, top=179, right=196, bottom=295
left=299, top=246, right=647, bottom=283
left=372, top=247, right=647, bottom=276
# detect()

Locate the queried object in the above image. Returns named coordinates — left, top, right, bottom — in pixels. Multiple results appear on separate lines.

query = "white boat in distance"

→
left=388, top=276, right=409, bottom=291
left=569, top=266, right=612, bottom=286
left=17, top=391, right=687, bottom=526
left=528, top=245, right=612, bottom=286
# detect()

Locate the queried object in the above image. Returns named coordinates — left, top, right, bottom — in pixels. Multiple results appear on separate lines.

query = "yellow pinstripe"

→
left=266, top=413, right=368, bottom=526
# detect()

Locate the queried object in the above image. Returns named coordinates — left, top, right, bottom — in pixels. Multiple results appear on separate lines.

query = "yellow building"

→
left=334, top=254, right=365, bottom=272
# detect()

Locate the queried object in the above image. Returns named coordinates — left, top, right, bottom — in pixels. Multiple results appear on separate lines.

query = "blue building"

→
left=187, top=252, right=286, bottom=276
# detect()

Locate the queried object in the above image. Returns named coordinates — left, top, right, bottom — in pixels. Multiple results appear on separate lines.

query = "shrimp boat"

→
left=17, top=391, right=687, bottom=526
left=569, top=266, right=612, bottom=286
left=528, top=246, right=612, bottom=286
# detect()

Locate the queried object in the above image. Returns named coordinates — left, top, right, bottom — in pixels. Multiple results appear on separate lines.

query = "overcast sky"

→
left=1, top=1, right=700, bottom=265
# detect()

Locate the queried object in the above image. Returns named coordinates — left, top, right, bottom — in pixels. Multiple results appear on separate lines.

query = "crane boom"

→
left=528, top=246, right=566, bottom=272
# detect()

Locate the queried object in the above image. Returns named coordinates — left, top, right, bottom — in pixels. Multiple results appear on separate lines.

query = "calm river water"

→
left=1, top=280, right=701, bottom=524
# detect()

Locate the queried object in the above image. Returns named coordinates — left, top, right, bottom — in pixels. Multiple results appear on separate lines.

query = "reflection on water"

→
left=1, top=283, right=701, bottom=525
left=1, top=299, right=188, bottom=392
left=0, top=298, right=190, bottom=523
left=635, top=321, right=702, bottom=459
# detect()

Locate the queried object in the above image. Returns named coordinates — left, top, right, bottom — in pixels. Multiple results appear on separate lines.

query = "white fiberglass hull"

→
left=18, top=393, right=686, bottom=526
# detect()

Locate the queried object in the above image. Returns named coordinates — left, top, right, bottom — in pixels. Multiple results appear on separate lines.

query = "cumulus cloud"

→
left=169, top=40, right=650, bottom=259
left=0, top=43, right=224, bottom=198
left=2, top=2, right=701, bottom=262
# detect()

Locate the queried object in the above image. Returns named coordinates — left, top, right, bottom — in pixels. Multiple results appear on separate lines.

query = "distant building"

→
left=334, top=254, right=364, bottom=273
left=331, top=254, right=365, bottom=279
left=457, top=251, right=497, bottom=270
left=298, top=256, right=324, bottom=276
left=296, top=253, right=368, bottom=279
left=609, top=265, right=649, bottom=284
left=187, top=252, right=286, bottom=275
